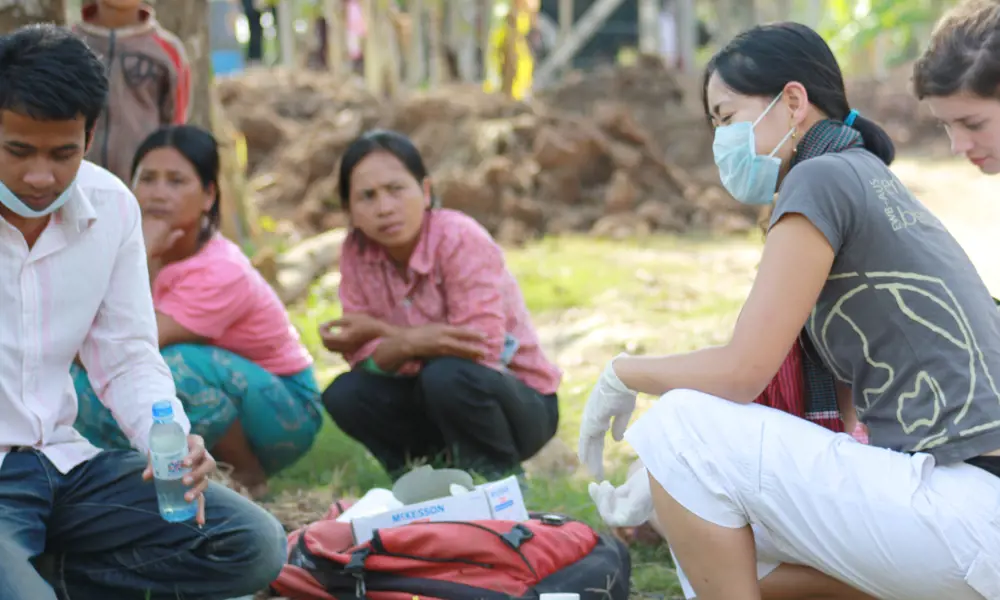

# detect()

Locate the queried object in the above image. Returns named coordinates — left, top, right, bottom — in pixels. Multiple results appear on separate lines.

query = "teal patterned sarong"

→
left=72, top=343, right=323, bottom=475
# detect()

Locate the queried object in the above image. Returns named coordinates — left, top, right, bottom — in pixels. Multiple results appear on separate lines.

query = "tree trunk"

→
left=0, top=0, right=66, bottom=31
left=151, top=0, right=260, bottom=252
left=147, top=0, right=212, bottom=130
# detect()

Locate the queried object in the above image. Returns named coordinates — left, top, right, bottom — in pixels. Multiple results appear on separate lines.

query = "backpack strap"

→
left=344, top=547, right=371, bottom=597
left=290, top=527, right=371, bottom=598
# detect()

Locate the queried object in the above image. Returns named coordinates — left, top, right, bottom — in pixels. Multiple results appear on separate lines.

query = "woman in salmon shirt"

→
left=71, top=125, right=323, bottom=498
left=321, top=129, right=562, bottom=480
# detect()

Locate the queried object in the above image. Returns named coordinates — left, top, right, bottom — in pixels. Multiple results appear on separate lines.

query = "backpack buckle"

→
left=501, top=523, right=534, bottom=549
left=344, top=547, right=371, bottom=574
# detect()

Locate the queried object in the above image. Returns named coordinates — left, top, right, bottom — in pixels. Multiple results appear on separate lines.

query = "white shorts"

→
left=625, top=389, right=1000, bottom=600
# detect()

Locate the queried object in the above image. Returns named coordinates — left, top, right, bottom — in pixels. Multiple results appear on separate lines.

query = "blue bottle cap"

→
left=152, top=400, right=174, bottom=420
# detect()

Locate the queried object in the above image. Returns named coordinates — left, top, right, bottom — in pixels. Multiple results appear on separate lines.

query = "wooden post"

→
left=324, top=0, right=346, bottom=76
left=427, top=0, right=444, bottom=86
left=276, top=0, right=296, bottom=67
left=381, top=0, right=402, bottom=95
left=638, top=0, right=657, bottom=54
left=558, top=0, right=572, bottom=43
left=151, top=0, right=259, bottom=250
left=533, top=0, right=625, bottom=87
left=676, top=0, right=695, bottom=73
left=455, top=0, right=478, bottom=81
left=363, top=0, right=383, bottom=93
left=407, top=0, right=427, bottom=86
left=479, top=0, right=494, bottom=81
left=0, top=0, right=67, bottom=30
left=500, top=0, right=519, bottom=96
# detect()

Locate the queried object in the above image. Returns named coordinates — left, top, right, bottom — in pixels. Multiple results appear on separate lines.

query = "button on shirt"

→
left=0, top=161, right=189, bottom=474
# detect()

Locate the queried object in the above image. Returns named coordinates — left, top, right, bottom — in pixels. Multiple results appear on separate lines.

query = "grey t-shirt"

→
left=770, top=148, right=1000, bottom=464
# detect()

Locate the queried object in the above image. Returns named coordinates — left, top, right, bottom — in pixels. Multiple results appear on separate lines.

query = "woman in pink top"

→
left=71, top=125, right=322, bottom=497
left=321, top=129, right=563, bottom=480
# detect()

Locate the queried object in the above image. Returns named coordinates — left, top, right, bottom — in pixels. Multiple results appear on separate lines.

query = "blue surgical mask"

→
left=713, top=94, right=796, bottom=206
left=0, top=178, right=75, bottom=218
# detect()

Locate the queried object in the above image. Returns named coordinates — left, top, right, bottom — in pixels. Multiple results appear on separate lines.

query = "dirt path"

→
left=894, top=153, right=1000, bottom=293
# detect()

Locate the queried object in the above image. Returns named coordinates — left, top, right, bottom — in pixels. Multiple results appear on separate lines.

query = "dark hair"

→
left=0, top=24, right=108, bottom=139
left=703, top=22, right=895, bottom=166
left=913, top=0, right=1000, bottom=100
left=131, top=125, right=221, bottom=238
left=337, top=129, right=433, bottom=209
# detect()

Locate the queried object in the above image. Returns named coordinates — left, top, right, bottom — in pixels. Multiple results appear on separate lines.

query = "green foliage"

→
left=820, top=0, right=959, bottom=71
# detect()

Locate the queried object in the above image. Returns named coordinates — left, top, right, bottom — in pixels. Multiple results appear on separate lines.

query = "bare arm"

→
left=156, top=311, right=206, bottom=348
left=614, top=213, right=835, bottom=403
left=370, top=331, right=414, bottom=372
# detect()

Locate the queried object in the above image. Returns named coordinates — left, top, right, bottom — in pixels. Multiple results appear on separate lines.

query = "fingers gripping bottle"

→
left=150, top=400, right=198, bottom=522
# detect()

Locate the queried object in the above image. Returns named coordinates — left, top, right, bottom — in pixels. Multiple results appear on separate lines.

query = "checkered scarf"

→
left=751, top=119, right=864, bottom=433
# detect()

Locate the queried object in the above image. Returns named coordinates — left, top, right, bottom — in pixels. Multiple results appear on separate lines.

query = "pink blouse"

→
left=154, top=234, right=313, bottom=376
left=338, top=209, right=562, bottom=395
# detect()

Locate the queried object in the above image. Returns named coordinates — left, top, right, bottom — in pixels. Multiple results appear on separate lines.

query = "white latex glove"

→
left=588, top=466, right=653, bottom=528
left=578, top=354, right=638, bottom=480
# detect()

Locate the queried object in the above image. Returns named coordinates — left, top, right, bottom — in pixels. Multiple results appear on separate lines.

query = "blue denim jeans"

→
left=0, top=448, right=287, bottom=600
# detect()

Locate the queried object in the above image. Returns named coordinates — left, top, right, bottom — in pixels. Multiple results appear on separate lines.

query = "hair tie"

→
left=844, top=109, right=859, bottom=127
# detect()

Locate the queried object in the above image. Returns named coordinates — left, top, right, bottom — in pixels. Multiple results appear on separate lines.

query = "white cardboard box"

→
left=478, top=475, right=529, bottom=522
left=350, top=475, right=528, bottom=544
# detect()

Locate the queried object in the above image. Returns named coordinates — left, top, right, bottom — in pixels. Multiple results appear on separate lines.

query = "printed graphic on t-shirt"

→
left=121, top=51, right=169, bottom=98
left=809, top=270, right=1000, bottom=452
left=870, top=178, right=939, bottom=232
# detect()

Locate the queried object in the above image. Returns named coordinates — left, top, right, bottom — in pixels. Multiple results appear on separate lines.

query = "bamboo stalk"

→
left=324, top=0, right=347, bottom=76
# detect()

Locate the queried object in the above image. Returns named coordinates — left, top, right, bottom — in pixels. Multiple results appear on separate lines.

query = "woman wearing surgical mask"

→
left=913, top=0, right=1000, bottom=174
left=578, top=22, right=1000, bottom=600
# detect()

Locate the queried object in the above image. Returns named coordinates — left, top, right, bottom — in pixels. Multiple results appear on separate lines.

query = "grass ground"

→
left=268, top=232, right=764, bottom=597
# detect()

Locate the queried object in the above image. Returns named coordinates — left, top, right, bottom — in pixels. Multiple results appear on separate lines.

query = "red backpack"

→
left=271, top=510, right=631, bottom=600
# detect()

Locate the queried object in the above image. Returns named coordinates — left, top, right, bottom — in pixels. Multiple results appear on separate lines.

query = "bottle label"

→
left=151, top=448, right=189, bottom=481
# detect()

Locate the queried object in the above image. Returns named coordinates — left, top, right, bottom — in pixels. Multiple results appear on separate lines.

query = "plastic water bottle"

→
left=149, top=400, right=198, bottom=523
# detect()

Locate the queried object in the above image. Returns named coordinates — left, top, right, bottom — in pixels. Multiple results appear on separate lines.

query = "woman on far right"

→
left=913, top=0, right=1000, bottom=173
left=579, top=20, right=1000, bottom=600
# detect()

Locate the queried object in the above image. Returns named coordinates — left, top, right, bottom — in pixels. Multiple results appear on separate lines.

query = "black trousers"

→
left=322, top=357, right=559, bottom=480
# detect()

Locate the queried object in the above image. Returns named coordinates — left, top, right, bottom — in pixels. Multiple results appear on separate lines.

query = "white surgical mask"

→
left=712, top=94, right=796, bottom=205
left=0, top=178, right=76, bottom=218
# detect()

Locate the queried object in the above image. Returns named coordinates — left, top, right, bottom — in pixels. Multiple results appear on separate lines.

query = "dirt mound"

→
left=218, top=64, right=760, bottom=245
left=536, top=54, right=715, bottom=168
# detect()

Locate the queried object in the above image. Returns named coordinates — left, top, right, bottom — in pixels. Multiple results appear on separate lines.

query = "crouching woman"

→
left=321, top=129, right=562, bottom=480
left=72, top=125, right=323, bottom=497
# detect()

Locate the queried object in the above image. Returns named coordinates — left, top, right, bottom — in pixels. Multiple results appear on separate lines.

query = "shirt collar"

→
left=52, top=181, right=97, bottom=232
left=357, top=211, right=435, bottom=275
left=78, top=4, right=157, bottom=37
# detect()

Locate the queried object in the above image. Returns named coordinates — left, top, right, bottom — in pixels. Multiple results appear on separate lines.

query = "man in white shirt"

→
left=0, top=24, right=285, bottom=600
